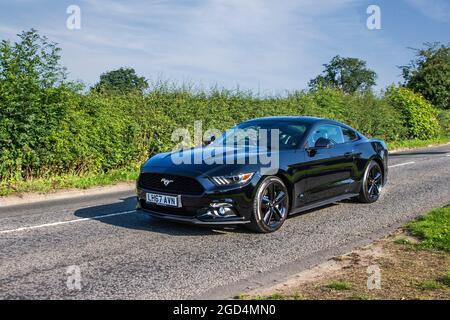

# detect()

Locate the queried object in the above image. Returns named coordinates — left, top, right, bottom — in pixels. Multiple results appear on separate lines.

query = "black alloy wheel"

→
left=359, top=161, right=383, bottom=203
left=247, top=176, right=289, bottom=233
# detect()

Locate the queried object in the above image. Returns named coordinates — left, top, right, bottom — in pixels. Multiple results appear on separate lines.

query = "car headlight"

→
left=210, top=172, right=255, bottom=186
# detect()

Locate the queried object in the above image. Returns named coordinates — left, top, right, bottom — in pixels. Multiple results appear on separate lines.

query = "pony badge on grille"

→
left=161, top=178, right=174, bottom=186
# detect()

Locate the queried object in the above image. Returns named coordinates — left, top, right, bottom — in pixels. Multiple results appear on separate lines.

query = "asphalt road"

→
left=0, top=145, right=449, bottom=299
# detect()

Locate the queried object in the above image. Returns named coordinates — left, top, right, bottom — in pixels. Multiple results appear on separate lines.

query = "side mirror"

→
left=203, top=135, right=216, bottom=146
left=314, top=137, right=333, bottom=149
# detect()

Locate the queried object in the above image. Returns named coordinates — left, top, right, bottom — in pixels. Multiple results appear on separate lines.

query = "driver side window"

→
left=307, top=124, right=345, bottom=147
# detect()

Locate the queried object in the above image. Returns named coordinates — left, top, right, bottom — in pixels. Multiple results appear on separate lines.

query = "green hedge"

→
left=1, top=84, right=446, bottom=182
left=386, top=86, right=441, bottom=139
left=437, top=109, right=450, bottom=135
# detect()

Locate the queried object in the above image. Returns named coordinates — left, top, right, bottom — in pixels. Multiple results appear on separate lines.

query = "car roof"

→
left=245, top=116, right=320, bottom=122
left=238, top=116, right=365, bottom=139
left=243, top=116, right=340, bottom=125
left=242, top=116, right=360, bottom=132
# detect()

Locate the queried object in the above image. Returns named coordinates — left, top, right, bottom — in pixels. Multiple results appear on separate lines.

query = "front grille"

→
left=138, top=172, right=204, bottom=195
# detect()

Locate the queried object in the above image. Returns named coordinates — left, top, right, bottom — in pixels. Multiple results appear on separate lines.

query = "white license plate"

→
left=146, top=193, right=181, bottom=207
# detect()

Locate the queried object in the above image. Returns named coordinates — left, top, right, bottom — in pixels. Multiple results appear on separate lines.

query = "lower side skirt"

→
left=289, top=193, right=360, bottom=216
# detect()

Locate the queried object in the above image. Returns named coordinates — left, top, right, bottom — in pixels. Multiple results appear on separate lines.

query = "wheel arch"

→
left=273, top=172, right=294, bottom=211
left=368, top=156, right=385, bottom=184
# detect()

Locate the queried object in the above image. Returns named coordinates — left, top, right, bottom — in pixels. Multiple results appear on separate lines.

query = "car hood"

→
left=141, top=146, right=275, bottom=177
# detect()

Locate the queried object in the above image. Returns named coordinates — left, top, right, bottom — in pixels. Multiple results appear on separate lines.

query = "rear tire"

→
left=358, top=161, right=383, bottom=203
left=246, top=176, right=289, bottom=233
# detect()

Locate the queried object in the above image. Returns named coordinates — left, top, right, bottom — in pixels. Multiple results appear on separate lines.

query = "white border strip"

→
left=0, top=183, right=134, bottom=208
left=388, top=161, right=415, bottom=168
left=0, top=210, right=135, bottom=235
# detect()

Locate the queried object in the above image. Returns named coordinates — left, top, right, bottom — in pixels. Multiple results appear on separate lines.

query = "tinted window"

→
left=211, top=121, right=309, bottom=150
left=307, top=124, right=345, bottom=147
left=342, top=127, right=359, bottom=143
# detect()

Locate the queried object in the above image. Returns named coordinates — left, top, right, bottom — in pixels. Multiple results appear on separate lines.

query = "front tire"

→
left=358, top=161, right=383, bottom=203
left=246, top=176, right=289, bottom=233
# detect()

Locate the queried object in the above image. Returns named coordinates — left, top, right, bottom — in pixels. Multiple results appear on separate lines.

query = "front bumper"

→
left=137, top=206, right=250, bottom=225
left=136, top=180, right=258, bottom=225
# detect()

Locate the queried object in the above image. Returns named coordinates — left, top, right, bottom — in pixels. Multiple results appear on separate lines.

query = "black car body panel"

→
left=136, top=117, right=388, bottom=225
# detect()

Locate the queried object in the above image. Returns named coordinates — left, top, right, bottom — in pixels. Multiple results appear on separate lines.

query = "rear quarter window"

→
left=342, top=127, right=359, bottom=143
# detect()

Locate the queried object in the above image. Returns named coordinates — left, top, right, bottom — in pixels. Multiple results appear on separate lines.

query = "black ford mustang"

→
left=136, top=117, right=388, bottom=233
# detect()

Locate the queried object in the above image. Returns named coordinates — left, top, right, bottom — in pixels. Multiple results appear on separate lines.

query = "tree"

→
left=0, top=29, right=69, bottom=179
left=309, top=55, right=377, bottom=94
left=0, top=29, right=66, bottom=88
left=400, top=43, right=450, bottom=110
left=93, top=67, right=148, bottom=94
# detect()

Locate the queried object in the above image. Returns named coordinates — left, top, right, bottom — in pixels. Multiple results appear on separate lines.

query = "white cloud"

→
left=0, top=0, right=410, bottom=92
left=403, top=0, right=450, bottom=23
left=62, top=0, right=366, bottom=91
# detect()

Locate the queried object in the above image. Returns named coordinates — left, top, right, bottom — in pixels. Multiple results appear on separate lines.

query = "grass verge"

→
left=406, top=206, right=450, bottom=252
left=326, top=281, right=352, bottom=291
left=387, top=135, right=450, bottom=151
left=0, top=167, right=139, bottom=197
left=238, top=206, right=450, bottom=300
left=236, top=293, right=304, bottom=300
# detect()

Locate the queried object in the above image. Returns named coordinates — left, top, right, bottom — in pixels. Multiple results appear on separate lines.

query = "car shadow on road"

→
left=73, top=196, right=252, bottom=236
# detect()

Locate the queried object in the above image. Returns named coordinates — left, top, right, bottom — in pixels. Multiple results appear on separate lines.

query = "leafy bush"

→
left=1, top=84, right=446, bottom=182
left=386, top=86, right=440, bottom=139
left=437, top=109, right=450, bottom=135
left=159, top=86, right=408, bottom=142
left=42, top=93, right=177, bottom=176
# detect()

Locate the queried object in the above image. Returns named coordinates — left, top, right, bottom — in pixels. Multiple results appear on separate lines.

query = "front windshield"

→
left=210, top=120, right=309, bottom=150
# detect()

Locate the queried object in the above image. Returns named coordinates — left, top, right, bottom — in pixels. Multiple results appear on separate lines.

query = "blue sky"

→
left=0, top=0, right=448, bottom=94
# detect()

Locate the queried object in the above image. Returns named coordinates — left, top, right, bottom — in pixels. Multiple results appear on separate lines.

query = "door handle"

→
left=344, top=152, right=353, bottom=158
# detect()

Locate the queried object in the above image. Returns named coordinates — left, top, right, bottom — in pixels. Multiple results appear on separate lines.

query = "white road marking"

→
left=0, top=210, right=136, bottom=235
left=388, top=161, right=416, bottom=168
